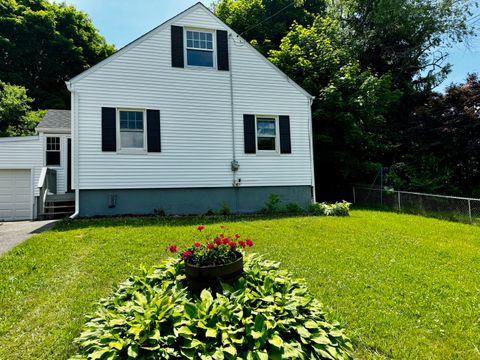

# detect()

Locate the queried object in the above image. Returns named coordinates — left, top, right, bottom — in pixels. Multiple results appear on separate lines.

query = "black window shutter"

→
left=216, top=30, right=229, bottom=71
left=101, top=107, right=116, bottom=152
left=279, top=115, right=291, bottom=154
left=243, top=114, right=256, bottom=154
left=147, top=109, right=161, bottom=152
left=171, top=25, right=184, bottom=68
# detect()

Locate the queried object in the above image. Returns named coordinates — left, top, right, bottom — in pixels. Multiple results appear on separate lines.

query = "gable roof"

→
left=67, top=2, right=312, bottom=99
left=36, top=109, right=71, bottom=131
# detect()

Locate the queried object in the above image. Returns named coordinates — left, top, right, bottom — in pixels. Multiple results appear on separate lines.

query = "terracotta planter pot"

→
left=185, top=252, right=243, bottom=293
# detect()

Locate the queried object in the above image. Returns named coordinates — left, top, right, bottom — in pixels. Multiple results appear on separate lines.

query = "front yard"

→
left=0, top=210, right=479, bottom=359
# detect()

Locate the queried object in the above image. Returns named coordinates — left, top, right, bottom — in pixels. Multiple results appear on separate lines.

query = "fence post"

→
left=397, top=191, right=401, bottom=212
left=352, top=186, right=356, bottom=203
left=468, top=199, right=472, bottom=222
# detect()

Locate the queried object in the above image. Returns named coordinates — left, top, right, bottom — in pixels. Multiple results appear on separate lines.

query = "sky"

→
left=58, top=0, right=480, bottom=92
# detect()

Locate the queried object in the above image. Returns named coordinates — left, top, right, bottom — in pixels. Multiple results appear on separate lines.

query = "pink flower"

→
left=207, top=243, right=214, bottom=249
left=167, top=245, right=177, bottom=253
left=182, top=250, right=193, bottom=258
left=234, top=233, right=240, bottom=239
left=246, top=239, right=253, bottom=247
left=194, top=242, right=201, bottom=248
left=239, top=240, right=246, bottom=248
left=197, top=225, right=205, bottom=231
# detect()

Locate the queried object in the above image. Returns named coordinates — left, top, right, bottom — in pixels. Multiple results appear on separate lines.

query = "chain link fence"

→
left=352, top=185, right=480, bottom=223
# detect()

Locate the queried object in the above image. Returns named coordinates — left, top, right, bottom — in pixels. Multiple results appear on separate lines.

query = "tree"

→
left=0, top=81, right=44, bottom=137
left=0, top=0, right=115, bottom=109
left=329, top=0, right=474, bottom=91
left=269, top=16, right=402, bottom=199
left=390, top=73, right=480, bottom=196
left=214, top=0, right=326, bottom=54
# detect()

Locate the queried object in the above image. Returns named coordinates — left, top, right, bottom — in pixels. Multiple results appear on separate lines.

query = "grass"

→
left=0, top=210, right=478, bottom=359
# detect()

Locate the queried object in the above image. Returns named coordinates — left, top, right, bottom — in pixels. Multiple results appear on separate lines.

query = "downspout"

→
left=308, top=96, right=316, bottom=203
left=229, top=33, right=240, bottom=212
left=66, top=81, right=80, bottom=219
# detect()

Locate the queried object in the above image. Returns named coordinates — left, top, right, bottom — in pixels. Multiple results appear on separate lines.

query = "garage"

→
left=0, top=169, right=33, bottom=221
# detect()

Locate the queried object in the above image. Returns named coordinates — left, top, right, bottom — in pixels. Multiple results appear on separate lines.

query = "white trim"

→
left=255, top=115, right=280, bottom=155
left=66, top=3, right=312, bottom=100
left=184, top=27, right=216, bottom=69
left=36, top=128, right=71, bottom=134
left=116, top=108, right=147, bottom=154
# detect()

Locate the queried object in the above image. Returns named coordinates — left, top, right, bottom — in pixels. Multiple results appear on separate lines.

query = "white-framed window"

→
left=46, top=136, right=61, bottom=166
left=185, top=29, right=214, bottom=68
left=117, top=109, right=146, bottom=152
left=256, top=116, right=278, bottom=152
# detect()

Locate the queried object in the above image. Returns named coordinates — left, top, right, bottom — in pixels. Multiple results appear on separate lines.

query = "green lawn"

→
left=0, top=210, right=479, bottom=359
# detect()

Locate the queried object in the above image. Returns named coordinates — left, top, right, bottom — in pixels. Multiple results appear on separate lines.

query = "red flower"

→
left=215, top=237, right=222, bottom=245
left=197, top=225, right=205, bottom=231
left=194, top=242, right=201, bottom=248
left=167, top=245, right=177, bottom=253
left=246, top=239, right=253, bottom=247
left=207, top=243, right=214, bottom=249
left=222, top=238, right=230, bottom=245
left=228, top=242, right=237, bottom=248
left=182, top=250, right=193, bottom=258
left=219, top=233, right=224, bottom=238
left=234, top=233, right=240, bottom=239
left=239, top=240, right=246, bottom=248
left=220, top=225, right=225, bottom=229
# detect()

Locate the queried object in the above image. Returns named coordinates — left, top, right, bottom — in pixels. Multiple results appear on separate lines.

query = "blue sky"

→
left=59, top=0, right=479, bottom=92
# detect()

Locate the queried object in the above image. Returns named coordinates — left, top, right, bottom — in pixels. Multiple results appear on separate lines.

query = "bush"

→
left=219, top=202, right=232, bottom=216
left=284, top=202, right=303, bottom=214
left=261, top=193, right=282, bottom=214
left=310, top=201, right=351, bottom=216
left=71, top=255, right=352, bottom=359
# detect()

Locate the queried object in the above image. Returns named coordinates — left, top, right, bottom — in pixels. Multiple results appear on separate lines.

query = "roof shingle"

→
left=37, top=109, right=71, bottom=130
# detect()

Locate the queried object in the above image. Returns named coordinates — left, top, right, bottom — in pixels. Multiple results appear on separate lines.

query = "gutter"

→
left=66, top=81, right=80, bottom=219
left=308, top=96, right=316, bottom=203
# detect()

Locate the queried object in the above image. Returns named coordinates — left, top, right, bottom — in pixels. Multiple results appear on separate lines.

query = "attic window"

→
left=186, top=30, right=214, bottom=67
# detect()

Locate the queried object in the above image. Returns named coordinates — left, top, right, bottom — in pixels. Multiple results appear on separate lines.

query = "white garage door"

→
left=0, top=169, right=32, bottom=221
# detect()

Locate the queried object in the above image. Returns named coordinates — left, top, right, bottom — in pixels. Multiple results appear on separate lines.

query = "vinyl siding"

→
left=73, top=5, right=313, bottom=190
left=0, top=136, right=42, bottom=196
left=42, top=133, right=70, bottom=194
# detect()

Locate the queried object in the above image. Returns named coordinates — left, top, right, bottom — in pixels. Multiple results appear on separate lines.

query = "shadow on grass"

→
left=49, top=213, right=323, bottom=232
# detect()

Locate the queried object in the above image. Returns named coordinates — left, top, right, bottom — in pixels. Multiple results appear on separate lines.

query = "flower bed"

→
left=71, top=255, right=352, bottom=359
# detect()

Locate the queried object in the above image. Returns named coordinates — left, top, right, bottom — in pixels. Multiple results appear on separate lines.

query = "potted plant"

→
left=167, top=225, right=253, bottom=292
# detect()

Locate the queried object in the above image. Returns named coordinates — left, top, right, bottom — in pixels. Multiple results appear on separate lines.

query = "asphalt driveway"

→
left=0, top=220, right=57, bottom=255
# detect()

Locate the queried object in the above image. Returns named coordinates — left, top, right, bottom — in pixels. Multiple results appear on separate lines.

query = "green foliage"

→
left=284, top=202, right=303, bottom=214
left=214, top=0, right=325, bottom=54
left=219, top=202, right=232, bottom=216
left=0, top=0, right=115, bottom=109
left=269, top=16, right=402, bottom=196
left=1, top=213, right=480, bottom=358
left=262, top=193, right=282, bottom=214
left=0, top=81, right=44, bottom=136
left=153, top=208, right=166, bottom=217
left=309, top=201, right=351, bottom=216
left=70, top=255, right=352, bottom=359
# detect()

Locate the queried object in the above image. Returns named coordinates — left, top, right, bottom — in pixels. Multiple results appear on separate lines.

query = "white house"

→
left=0, top=110, right=73, bottom=220
left=0, top=2, right=315, bottom=220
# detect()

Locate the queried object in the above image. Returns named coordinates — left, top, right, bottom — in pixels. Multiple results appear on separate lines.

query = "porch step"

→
left=41, top=194, right=75, bottom=219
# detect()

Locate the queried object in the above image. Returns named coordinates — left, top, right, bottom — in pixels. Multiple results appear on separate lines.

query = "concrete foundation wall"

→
left=79, top=186, right=312, bottom=217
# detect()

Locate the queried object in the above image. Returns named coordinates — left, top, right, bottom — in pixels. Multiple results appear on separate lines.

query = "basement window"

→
left=186, top=30, right=214, bottom=68
left=46, top=137, right=61, bottom=166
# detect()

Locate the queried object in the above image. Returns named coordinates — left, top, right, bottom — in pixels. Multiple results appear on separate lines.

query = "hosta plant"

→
left=167, top=225, right=253, bottom=267
left=70, top=255, right=353, bottom=359
left=310, top=201, right=351, bottom=216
